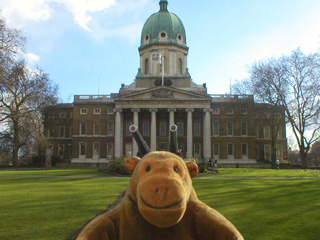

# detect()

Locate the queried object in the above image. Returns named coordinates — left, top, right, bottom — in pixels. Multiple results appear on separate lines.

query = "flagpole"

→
left=161, top=51, right=164, bottom=86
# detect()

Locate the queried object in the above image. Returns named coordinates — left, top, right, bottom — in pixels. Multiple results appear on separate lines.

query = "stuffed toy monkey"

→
left=76, top=125, right=244, bottom=240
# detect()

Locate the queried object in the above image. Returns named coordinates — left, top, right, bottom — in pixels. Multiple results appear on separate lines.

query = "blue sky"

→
left=1, top=0, right=320, bottom=103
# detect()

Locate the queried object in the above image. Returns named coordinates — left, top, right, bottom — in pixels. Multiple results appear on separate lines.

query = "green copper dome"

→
left=140, top=0, right=187, bottom=47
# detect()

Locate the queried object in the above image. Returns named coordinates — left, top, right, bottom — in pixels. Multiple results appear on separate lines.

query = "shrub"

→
left=184, top=158, right=207, bottom=173
left=107, top=158, right=130, bottom=175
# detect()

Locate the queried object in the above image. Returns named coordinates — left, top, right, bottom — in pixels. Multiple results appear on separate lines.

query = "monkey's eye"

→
left=146, top=166, right=151, bottom=172
left=174, top=166, right=179, bottom=173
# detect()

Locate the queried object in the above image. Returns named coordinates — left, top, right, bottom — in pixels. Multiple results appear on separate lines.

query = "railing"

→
left=74, top=95, right=113, bottom=102
left=209, top=94, right=254, bottom=102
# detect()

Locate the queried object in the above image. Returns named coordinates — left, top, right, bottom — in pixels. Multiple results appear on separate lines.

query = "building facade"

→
left=44, top=0, right=287, bottom=166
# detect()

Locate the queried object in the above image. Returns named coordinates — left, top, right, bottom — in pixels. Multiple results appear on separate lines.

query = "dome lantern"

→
left=160, top=0, right=168, bottom=12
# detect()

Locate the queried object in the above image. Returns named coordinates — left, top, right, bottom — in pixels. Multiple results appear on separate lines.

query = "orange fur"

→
left=77, top=151, right=244, bottom=240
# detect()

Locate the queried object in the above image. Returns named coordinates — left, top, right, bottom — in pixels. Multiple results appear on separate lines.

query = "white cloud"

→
left=0, top=0, right=51, bottom=24
left=54, top=0, right=116, bottom=30
left=0, top=0, right=115, bottom=30
left=25, top=53, right=40, bottom=65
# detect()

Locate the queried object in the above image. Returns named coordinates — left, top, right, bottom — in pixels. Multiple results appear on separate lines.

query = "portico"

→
left=112, top=103, right=212, bottom=160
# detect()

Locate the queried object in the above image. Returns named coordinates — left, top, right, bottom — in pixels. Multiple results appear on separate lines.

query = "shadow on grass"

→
left=194, top=179, right=320, bottom=240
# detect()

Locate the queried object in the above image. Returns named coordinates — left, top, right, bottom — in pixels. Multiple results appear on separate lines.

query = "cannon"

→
left=169, top=124, right=179, bottom=155
left=130, top=124, right=180, bottom=157
left=129, top=125, right=151, bottom=158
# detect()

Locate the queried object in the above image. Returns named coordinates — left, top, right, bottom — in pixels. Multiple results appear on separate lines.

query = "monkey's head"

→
left=125, top=151, right=198, bottom=228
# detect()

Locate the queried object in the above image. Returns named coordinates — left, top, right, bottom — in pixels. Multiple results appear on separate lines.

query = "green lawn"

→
left=0, top=169, right=319, bottom=240
left=0, top=168, right=109, bottom=176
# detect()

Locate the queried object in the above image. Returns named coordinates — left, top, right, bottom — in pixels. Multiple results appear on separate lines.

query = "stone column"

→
left=149, top=109, right=158, bottom=151
left=132, top=109, right=140, bottom=156
left=114, top=108, right=122, bottom=158
left=203, top=109, right=212, bottom=160
left=186, top=109, right=194, bottom=158
left=168, top=108, right=176, bottom=127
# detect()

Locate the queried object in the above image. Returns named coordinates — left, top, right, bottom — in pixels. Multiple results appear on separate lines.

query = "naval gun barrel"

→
left=169, top=124, right=179, bottom=155
left=129, top=125, right=151, bottom=158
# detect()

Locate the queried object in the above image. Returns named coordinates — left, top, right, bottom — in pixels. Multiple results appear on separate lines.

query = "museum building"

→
left=44, top=0, right=287, bottom=166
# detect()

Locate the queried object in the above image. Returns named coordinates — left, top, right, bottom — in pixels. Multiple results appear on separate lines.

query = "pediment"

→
left=117, top=87, right=209, bottom=100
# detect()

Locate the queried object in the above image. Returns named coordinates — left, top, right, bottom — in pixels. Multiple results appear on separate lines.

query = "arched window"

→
left=178, top=58, right=182, bottom=74
left=145, top=58, right=149, bottom=74
left=160, top=56, right=167, bottom=73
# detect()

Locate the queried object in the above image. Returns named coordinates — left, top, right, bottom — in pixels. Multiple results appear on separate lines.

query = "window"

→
left=58, top=144, right=64, bottom=158
left=277, top=127, right=282, bottom=138
left=264, top=145, right=271, bottom=161
left=178, top=58, right=182, bottom=74
left=241, top=123, right=247, bottom=136
left=59, top=112, right=66, bottom=118
left=263, top=126, right=271, bottom=138
left=145, top=59, right=149, bottom=74
left=70, top=113, right=74, bottom=118
left=107, top=121, right=114, bottom=136
left=68, top=144, right=72, bottom=158
left=47, top=144, right=53, bottom=155
left=80, top=143, right=86, bottom=156
left=213, top=122, right=219, bottom=136
left=94, top=122, right=100, bottom=135
left=80, top=122, right=87, bottom=135
left=59, top=126, right=65, bottom=138
left=212, top=108, right=220, bottom=115
left=242, top=143, right=248, bottom=155
left=126, top=122, right=132, bottom=135
left=227, top=143, right=234, bottom=156
left=255, top=126, right=259, bottom=138
left=194, top=122, right=201, bottom=136
left=160, top=122, right=167, bottom=136
left=93, top=142, right=100, bottom=157
left=240, top=108, right=247, bottom=115
left=177, top=122, right=184, bottom=136
left=227, top=123, right=233, bottom=136
left=94, top=108, right=101, bottom=115
left=226, top=108, right=233, bottom=115
left=48, top=127, right=54, bottom=138
left=70, top=126, right=73, bottom=138
left=80, top=108, right=87, bottom=115
left=194, top=143, right=201, bottom=157
left=126, top=143, right=132, bottom=157
left=213, top=143, right=219, bottom=156
left=107, top=142, right=114, bottom=158
left=160, top=56, right=167, bottom=73
left=143, top=122, right=149, bottom=136
left=108, top=109, right=114, bottom=115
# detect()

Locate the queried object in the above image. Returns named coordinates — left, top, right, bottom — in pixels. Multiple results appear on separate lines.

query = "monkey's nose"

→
left=156, top=187, right=168, bottom=201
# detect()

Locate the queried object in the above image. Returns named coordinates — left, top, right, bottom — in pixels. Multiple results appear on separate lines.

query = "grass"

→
left=0, top=168, right=109, bottom=176
left=0, top=168, right=319, bottom=240
left=203, top=168, right=320, bottom=178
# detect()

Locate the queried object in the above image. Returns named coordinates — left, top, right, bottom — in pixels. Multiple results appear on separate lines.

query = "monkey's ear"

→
left=125, top=157, right=141, bottom=175
left=186, top=162, right=199, bottom=178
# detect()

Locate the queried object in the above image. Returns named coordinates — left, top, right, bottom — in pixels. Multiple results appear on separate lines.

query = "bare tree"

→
left=234, top=49, right=320, bottom=168
left=233, top=67, right=286, bottom=168
left=0, top=60, right=58, bottom=167
left=0, top=16, right=26, bottom=70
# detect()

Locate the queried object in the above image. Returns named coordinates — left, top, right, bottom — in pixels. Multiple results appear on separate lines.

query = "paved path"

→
left=1, top=175, right=320, bottom=180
